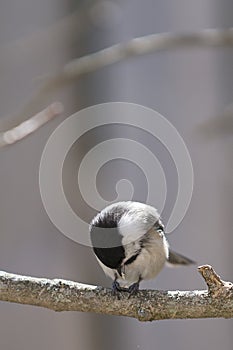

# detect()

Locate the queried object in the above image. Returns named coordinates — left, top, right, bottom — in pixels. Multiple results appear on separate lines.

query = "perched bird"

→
left=90, top=201, right=194, bottom=295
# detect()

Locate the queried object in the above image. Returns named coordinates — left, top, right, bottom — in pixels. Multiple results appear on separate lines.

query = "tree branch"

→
left=0, top=265, right=233, bottom=321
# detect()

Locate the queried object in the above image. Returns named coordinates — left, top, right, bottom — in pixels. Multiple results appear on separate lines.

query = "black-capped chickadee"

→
left=90, top=201, right=194, bottom=295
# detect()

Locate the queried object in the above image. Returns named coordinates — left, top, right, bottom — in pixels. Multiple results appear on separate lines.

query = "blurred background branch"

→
left=0, top=102, right=63, bottom=147
left=0, top=28, right=233, bottom=148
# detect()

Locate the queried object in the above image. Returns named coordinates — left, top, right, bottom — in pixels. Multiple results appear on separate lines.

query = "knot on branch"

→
left=198, top=265, right=233, bottom=298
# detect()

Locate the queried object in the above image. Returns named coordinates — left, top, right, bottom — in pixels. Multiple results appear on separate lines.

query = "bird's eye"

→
left=153, top=222, right=164, bottom=233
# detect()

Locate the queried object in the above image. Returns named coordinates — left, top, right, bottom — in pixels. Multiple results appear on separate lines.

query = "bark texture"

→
left=0, top=265, right=233, bottom=322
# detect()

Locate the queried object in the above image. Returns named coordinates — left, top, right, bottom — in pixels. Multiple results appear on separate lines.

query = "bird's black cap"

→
left=90, top=209, right=125, bottom=269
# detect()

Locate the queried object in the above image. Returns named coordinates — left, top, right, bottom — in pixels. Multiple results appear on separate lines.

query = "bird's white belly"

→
left=118, top=233, right=168, bottom=287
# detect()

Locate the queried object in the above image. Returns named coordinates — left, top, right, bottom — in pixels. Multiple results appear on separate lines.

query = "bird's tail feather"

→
left=167, top=250, right=195, bottom=266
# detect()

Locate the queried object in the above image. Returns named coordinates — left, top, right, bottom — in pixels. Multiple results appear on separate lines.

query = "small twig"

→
left=198, top=265, right=233, bottom=297
left=0, top=265, right=233, bottom=321
left=0, top=102, right=63, bottom=147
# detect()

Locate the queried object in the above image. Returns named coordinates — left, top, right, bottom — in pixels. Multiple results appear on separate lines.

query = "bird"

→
left=89, top=201, right=195, bottom=295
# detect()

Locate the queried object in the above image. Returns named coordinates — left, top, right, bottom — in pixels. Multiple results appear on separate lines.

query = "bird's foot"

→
left=112, top=280, right=122, bottom=299
left=127, top=281, right=140, bottom=297
left=112, top=277, right=141, bottom=299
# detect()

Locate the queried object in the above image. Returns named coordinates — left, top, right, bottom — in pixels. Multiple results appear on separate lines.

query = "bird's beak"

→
left=117, top=265, right=126, bottom=279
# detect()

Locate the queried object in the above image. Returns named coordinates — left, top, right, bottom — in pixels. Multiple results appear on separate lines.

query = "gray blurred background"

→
left=0, top=0, right=233, bottom=349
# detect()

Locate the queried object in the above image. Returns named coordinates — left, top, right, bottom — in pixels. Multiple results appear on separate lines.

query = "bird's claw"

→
left=127, top=281, right=140, bottom=298
left=112, top=280, right=122, bottom=299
